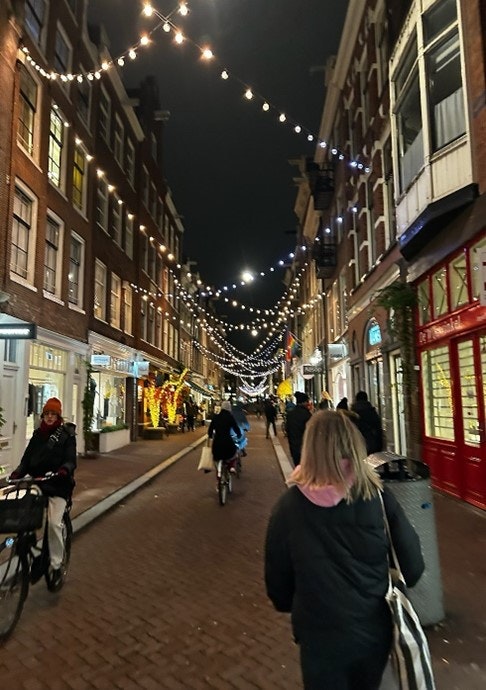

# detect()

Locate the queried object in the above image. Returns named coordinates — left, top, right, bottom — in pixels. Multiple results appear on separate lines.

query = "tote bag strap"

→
left=379, top=492, right=407, bottom=588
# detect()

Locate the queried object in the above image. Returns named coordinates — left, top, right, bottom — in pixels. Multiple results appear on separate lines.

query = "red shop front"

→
left=415, top=238, right=486, bottom=509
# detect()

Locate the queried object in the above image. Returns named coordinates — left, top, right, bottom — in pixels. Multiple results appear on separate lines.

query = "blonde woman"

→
left=264, top=410, right=424, bottom=690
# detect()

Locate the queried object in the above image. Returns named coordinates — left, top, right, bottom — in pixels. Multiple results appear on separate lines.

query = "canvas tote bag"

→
left=197, top=439, right=214, bottom=472
left=379, top=494, right=435, bottom=690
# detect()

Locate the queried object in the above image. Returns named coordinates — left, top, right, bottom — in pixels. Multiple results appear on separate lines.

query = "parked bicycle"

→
left=0, top=474, right=72, bottom=642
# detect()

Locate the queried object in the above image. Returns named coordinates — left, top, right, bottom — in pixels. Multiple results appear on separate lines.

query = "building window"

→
left=98, top=86, right=111, bottom=145
left=394, top=37, right=423, bottom=192
left=72, top=143, right=87, bottom=211
left=77, top=69, right=91, bottom=126
left=123, top=284, right=133, bottom=335
left=11, top=186, right=35, bottom=281
left=68, top=233, right=84, bottom=307
left=140, top=300, right=147, bottom=341
left=417, top=279, right=432, bottom=326
left=148, top=304, right=155, bottom=344
left=54, top=26, right=71, bottom=75
left=111, top=195, right=122, bottom=245
left=427, top=30, right=465, bottom=151
left=142, top=166, right=149, bottom=208
left=124, top=213, right=134, bottom=259
left=421, top=345, right=453, bottom=440
left=114, top=115, right=124, bottom=166
left=44, top=214, right=62, bottom=295
left=148, top=242, right=156, bottom=280
left=110, top=273, right=121, bottom=329
left=156, top=310, right=162, bottom=349
left=126, top=138, right=135, bottom=185
left=18, top=66, right=38, bottom=156
left=96, top=177, right=109, bottom=232
left=94, top=260, right=107, bottom=321
left=432, top=267, right=448, bottom=319
left=449, top=252, right=468, bottom=310
left=48, top=107, right=65, bottom=188
left=471, top=237, right=486, bottom=301
left=150, top=183, right=157, bottom=219
left=25, top=0, right=46, bottom=45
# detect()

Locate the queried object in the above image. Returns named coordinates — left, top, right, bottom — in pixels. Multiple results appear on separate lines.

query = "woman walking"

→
left=264, top=410, right=424, bottom=690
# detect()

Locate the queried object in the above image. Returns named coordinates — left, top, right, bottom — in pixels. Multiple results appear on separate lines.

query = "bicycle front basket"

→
left=0, top=492, right=47, bottom=533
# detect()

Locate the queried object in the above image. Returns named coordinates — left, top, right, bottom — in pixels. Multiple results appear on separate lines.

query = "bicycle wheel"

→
left=0, top=539, right=29, bottom=642
left=218, top=467, right=229, bottom=506
left=45, top=512, right=72, bottom=593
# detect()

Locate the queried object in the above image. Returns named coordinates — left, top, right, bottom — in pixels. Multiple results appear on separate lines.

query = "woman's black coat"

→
left=208, top=410, right=242, bottom=461
left=265, top=486, right=424, bottom=658
left=12, top=423, right=77, bottom=500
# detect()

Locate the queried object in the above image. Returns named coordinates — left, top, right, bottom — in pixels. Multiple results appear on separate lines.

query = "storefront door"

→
left=453, top=334, right=486, bottom=508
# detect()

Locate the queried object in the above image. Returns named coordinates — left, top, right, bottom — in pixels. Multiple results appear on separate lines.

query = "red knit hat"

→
left=42, top=397, right=62, bottom=417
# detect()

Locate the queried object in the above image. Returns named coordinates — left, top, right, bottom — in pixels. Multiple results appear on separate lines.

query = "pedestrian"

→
left=285, top=391, right=312, bottom=466
left=318, top=390, right=333, bottom=410
left=263, top=397, right=278, bottom=438
left=265, top=410, right=424, bottom=690
left=336, top=396, right=348, bottom=410
left=208, top=401, right=242, bottom=473
left=9, top=397, right=76, bottom=588
left=231, top=401, right=250, bottom=457
left=350, top=390, right=384, bottom=454
left=185, top=399, right=196, bottom=431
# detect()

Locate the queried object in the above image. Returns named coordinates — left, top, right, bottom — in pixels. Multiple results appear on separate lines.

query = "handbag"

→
left=197, top=440, right=214, bottom=472
left=379, top=494, right=435, bottom=690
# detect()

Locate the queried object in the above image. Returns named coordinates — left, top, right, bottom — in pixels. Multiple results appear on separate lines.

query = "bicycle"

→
left=0, top=474, right=73, bottom=642
left=216, top=459, right=234, bottom=506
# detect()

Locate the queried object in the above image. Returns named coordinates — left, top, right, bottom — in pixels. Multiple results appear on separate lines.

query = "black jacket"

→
left=208, top=410, right=241, bottom=461
left=12, top=423, right=77, bottom=500
left=285, top=405, right=312, bottom=465
left=350, top=400, right=383, bottom=454
left=265, top=486, right=424, bottom=656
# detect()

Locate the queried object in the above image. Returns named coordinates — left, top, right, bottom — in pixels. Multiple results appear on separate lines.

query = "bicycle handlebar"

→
left=6, top=472, right=61, bottom=486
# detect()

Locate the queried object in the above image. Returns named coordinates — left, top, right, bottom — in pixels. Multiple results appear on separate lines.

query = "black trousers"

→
left=265, top=417, right=277, bottom=437
left=299, top=637, right=391, bottom=690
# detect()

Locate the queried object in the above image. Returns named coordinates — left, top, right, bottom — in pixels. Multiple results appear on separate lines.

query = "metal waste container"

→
left=368, top=451, right=445, bottom=627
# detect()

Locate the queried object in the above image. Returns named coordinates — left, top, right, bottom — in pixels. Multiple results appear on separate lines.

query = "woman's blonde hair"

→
left=290, top=410, right=382, bottom=501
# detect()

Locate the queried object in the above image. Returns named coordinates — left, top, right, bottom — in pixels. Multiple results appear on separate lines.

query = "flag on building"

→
left=284, top=330, right=299, bottom=361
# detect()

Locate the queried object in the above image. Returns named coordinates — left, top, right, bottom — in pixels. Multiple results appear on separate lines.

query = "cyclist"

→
left=9, top=397, right=76, bottom=588
left=208, top=401, right=242, bottom=473
left=231, top=401, right=250, bottom=457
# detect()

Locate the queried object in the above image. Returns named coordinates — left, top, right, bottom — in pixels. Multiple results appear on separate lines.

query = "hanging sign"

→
left=91, top=354, right=111, bottom=367
left=0, top=323, right=36, bottom=339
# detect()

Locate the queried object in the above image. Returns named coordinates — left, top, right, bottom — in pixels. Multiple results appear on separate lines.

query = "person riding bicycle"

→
left=9, top=397, right=76, bottom=588
left=231, top=401, right=250, bottom=457
left=208, top=401, right=242, bottom=473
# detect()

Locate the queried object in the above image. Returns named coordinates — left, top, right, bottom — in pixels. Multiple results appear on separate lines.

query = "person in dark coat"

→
left=285, top=391, right=312, bottom=466
left=265, top=410, right=424, bottom=690
left=208, top=401, right=242, bottom=472
left=9, top=397, right=76, bottom=588
left=350, top=390, right=384, bottom=454
left=263, top=397, right=278, bottom=438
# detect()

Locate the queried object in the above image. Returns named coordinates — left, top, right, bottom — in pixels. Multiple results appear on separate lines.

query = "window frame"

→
left=43, top=211, right=64, bottom=298
left=68, top=231, right=85, bottom=309
left=10, top=182, right=38, bottom=286
left=94, top=259, right=107, bottom=321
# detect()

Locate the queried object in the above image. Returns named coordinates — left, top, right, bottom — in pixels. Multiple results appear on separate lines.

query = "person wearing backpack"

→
left=9, top=397, right=76, bottom=588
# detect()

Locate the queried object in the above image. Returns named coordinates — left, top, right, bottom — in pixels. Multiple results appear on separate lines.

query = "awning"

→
left=188, top=381, right=215, bottom=398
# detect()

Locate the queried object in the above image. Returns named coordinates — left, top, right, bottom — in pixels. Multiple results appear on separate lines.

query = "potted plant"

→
left=81, top=360, right=99, bottom=456
left=99, top=423, right=130, bottom=453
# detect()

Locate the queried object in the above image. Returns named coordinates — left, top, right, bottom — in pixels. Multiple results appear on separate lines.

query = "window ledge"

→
left=9, top=274, right=37, bottom=292
left=43, top=291, right=64, bottom=306
left=68, top=303, right=86, bottom=314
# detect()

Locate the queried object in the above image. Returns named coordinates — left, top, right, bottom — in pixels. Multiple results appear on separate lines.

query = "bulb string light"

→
left=142, top=2, right=371, bottom=173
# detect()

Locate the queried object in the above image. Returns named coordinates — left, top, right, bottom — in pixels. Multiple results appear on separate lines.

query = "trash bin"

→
left=368, top=451, right=445, bottom=627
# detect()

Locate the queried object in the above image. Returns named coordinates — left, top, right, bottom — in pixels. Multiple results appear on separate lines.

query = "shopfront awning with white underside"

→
left=188, top=381, right=215, bottom=398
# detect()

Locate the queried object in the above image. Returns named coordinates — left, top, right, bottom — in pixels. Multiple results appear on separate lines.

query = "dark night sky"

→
left=87, top=0, right=348, bottom=340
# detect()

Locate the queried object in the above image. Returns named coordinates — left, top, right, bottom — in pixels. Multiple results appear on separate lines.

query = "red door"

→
left=453, top=334, right=486, bottom=508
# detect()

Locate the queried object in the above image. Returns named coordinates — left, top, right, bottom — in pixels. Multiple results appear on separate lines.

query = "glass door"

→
left=454, top=336, right=486, bottom=508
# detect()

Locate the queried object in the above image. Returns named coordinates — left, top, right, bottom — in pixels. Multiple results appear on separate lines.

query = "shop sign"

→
left=91, top=354, right=111, bottom=367
left=0, top=322, right=36, bottom=339
left=132, top=361, right=149, bottom=377
left=303, top=364, right=322, bottom=377
left=367, top=322, right=382, bottom=347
